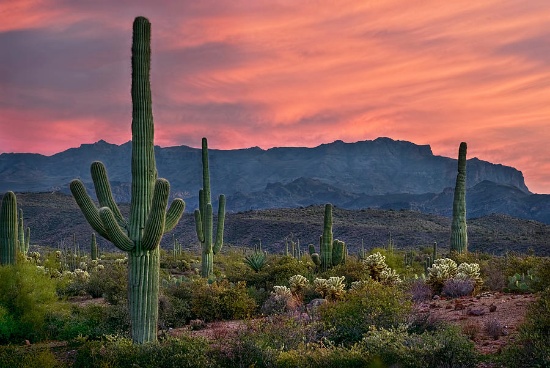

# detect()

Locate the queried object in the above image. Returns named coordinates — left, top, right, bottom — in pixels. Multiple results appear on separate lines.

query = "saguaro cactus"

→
left=0, top=192, right=18, bottom=265
left=194, top=137, right=226, bottom=278
left=309, top=204, right=346, bottom=271
left=90, top=233, right=98, bottom=261
left=70, top=17, right=185, bottom=344
left=16, top=209, right=30, bottom=255
left=450, top=142, right=468, bottom=254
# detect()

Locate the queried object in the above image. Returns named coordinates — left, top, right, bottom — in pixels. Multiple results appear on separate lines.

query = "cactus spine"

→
left=91, top=233, right=98, bottom=261
left=0, top=192, right=18, bottom=265
left=70, top=17, right=185, bottom=344
left=450, top=142, right=468, bottom=254
left=309, top=204, right=346, bottom=271
left=194, top=137, right=226, bottom=278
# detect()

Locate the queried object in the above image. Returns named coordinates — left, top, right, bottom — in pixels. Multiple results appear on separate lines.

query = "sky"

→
left=1, top=1, right=550, bottom=193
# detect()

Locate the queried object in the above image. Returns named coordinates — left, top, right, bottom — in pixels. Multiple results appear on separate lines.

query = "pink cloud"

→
left=1, top=0, right=550, bottom=193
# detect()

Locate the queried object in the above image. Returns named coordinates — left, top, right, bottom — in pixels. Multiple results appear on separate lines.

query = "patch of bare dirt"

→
left=416, top=292, right=537, bottom=355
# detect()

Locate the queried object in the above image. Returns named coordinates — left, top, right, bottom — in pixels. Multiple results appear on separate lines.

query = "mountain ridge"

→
left=2, top=137, right=546, bottom=222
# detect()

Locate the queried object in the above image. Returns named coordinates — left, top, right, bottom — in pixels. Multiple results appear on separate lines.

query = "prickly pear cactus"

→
left=70, top=17, right=184, bottom=344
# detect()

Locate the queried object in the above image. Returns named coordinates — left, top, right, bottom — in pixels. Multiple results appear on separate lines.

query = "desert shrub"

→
left=426, top=258, right=458, bottom=294
left=500, top=287, right=550, bottom=367
left=442, top=278, right=474, bottom=298
left=190, top=279, right=256, bottom=322
left=484, top=318, right=505, bottom=340
left=158, top=294, right=192, bottom=330
left=73, top=336, right=214, bottom=368
left=86, top=260, right=128, bottom=304
left=222, top=316, right=320, bottom=367
left=45, top=303, right=130, bottom=341
left=0, top=263, right=67, bottom=342
left=0, top=345, right=62, bottom=368
left=227, top=255, right=313, bottom=291
left=319, top=279, right=410, bottom=345
left=276, top=344, right=370, bottom=368
left=262, top=286, right=300, bottom=316
left=405, top=278, right=433, bottom=303
left=462, top=321, right=481, bottom=340
left=481, top=258, right=507, bottom=291
left=358, top=324, right=478, bottom=368
left=532, top=257, right=550, bottom=291
left=321, top=259, right=367, bottom=285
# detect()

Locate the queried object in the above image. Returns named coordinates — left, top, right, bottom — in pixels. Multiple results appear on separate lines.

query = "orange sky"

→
left=1, top=0, right=549, bottom=193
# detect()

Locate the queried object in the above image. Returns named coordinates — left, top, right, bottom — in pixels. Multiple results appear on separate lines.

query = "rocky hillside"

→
left=3, top=137, right=546, bottom=222
left=16, top=192, right=550, bottom=257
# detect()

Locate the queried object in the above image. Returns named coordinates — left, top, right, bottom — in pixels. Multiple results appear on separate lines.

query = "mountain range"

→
left=1, top=137, right=549, bottom=223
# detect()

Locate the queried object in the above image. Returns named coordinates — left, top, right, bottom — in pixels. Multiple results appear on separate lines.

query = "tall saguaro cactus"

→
left=70, top=17, right=185, bottom=344
left=0, top=191, right=18, bottom=265
left=309, top=204, right=346, bottom=271
left=450, top=142, right=468, bottom=254
left=194, top=137, right=226, bottom=278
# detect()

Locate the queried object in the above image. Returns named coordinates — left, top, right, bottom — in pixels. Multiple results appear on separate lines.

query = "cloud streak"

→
left=1, top=0, right=550, bottom=193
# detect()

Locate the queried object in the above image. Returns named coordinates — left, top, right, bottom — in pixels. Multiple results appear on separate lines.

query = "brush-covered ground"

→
left=0, top=247, right=549, bottom=368
left=16, top=192, right=550, bottom=257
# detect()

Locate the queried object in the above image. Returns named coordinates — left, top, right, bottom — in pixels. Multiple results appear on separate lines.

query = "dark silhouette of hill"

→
left=2, top=137, right=547, bottom=222
left=16, top=192, right=550, bottom=257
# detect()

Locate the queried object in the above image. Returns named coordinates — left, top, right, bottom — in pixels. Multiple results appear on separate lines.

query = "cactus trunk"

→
left=194, top=137, right=226, bottom=278
left=70, top=17, right=184, bottom=344
left=450, top=142, right=468, bottom=254
left=320, top=204, right=333, bottom=271
left=0, top=192, right=18, bottom=265
left=129, top=249, right=159, bottom=343
left=91, top=233, right=98, bottom=260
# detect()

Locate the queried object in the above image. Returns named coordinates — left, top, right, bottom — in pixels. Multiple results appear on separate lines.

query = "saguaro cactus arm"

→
left=91, top=161, right=126, bottom=227
left=99, top=208, right=134, bottom=251
left=70, top=180, right=111, bottom=241
left=164, top=199, right=185, bottom=233
left=213, top=194, right=226, bottom=254
left=194, top=210, right=204, bottom=243
left=141, top=179, right=170, bottom=250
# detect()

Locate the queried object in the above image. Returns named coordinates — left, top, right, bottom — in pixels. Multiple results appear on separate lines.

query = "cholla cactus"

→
left=456, top=262, right=483, bottom=293
left=427, top=258, right=458, bottom=293
left=314, top=276, right=345, bottom=301
left=273, top=285, right=293, bottom=298
left=289, top=274, right=309, bottom=295
left=379, top=268, right=402, bottom=286
left=363, top=252, right=389, bottom=281
left=350, top=280, right=369, bottom=291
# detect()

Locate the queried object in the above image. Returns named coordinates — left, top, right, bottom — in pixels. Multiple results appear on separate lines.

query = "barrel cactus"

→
left=70, top=17, right=185, bottom=344
left=0, top=191, right=18, bottom=265
left=194, top=137, right=226, bottom=278
left=450, top=142, right=468, bottom=254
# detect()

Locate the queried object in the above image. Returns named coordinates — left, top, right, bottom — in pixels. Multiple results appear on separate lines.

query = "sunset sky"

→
left=1, top=1, right=550, bottom=193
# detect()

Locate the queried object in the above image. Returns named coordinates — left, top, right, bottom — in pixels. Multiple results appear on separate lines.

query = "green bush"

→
left=0, top=345, right=63, bottom=368
left=358, top=324, right=478, bottom=368
left=319, top=280, right=410, bottom=345
left=0, top=263, right=67, bottom=342
left=86, top=260, right=128, bottom=304
left=45, top=303, right=130, bottom=341
left=190, top=279, right=256, bottom=321
left=276, top=344, right=370, bottom=368
left=73, top=336, right=214, bottom=368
